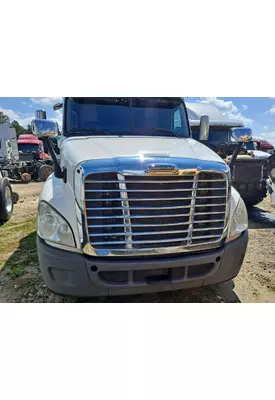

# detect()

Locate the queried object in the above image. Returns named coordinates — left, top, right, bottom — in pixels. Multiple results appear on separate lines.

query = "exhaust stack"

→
left=35, top=110, right=47, bottom=120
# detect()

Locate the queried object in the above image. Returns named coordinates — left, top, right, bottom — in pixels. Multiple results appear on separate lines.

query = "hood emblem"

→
left=145, top=164, right=180, bottom=175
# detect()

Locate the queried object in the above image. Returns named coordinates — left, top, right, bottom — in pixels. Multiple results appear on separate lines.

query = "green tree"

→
left=26, top=124, right=32, bottom=134
left=0, top=111, right=9, bottom=124
left=10, top=120, right=27, bottom=138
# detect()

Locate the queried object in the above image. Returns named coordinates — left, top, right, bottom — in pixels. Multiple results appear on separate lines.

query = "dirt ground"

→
left=0, top=181, right=275, bottom=303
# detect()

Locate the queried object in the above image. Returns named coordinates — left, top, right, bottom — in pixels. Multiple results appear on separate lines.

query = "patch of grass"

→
left=271, top=287, right=275, bottom=293
left=0, top=217, right=38, bottom=278
left=9, top=265, right=26, bottom=278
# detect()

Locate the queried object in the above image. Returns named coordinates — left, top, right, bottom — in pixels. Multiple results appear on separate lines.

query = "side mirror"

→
left=231, top=127, right=252, bottom=143
left=53, top=103, right=63, bottom=111
left=199, top=115, right=210, bottom=141
left=31, top=119, right=59, bottom=138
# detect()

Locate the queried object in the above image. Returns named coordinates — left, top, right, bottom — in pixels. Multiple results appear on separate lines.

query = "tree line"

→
left=0, top=111, right=32, bottom=137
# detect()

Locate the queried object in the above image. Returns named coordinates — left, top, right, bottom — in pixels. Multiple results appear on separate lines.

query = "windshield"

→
left=244, top=142, right=257, bottom=151
left=65, top=97, right=189, bottom=138
left=192, top=127, right=231, bottom=143
left=18, top=144, right=39, bottom=152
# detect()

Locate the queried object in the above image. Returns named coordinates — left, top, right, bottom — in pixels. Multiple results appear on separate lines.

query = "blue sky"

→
left=1, top=97, right=275, bottom=145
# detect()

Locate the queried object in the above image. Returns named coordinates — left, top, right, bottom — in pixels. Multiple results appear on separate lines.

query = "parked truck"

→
left=186, top=102, right=275, bottom=206
left=30, top=97, right=250, bottom=298
left=0, top=123, right=19, bottom=161
left=0, top=130, right=54, bottom=183
left=254, top=138, right=274, bottom=155
left=17, top=134, right=53, bottom=181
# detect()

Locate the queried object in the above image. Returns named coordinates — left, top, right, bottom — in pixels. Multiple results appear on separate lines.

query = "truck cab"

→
left=31, top=97, right=249, bottom=297
left=254, top=138, right=274, bottom=155
left=17, top=134, right=47, bottom=161
left=186, top=102, right=275, bottom=207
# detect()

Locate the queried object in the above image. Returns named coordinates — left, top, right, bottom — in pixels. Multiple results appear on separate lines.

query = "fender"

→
left=39, top=175, right=82, bottom=249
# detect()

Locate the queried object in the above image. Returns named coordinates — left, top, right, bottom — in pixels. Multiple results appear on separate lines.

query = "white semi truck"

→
left=0, top=123, right=19, bottom=161
left=31, top=97, right=249, bottom=297
left=0, top=123, right=18, bottom=223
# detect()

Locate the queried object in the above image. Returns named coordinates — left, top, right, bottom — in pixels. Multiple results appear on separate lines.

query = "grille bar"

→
left=88, top=226, right=224, bottom=237
left=117, top=173, right=132, bottom=249
left=86, top=211, right=226, bottom=220
left=86, top=195, right=227, bottom=202
left=86, top=179, right=226, bottom=184
left=86, top=203, right=226, bottom=211
left=90, top=234, right=222, bottom=246
left=86, top=187, right=226, bottom=193
left=88, top=219, right=225, bottom=228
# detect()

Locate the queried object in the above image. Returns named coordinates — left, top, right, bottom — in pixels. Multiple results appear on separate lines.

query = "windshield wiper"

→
left=67, top=128, right=111, bottom=135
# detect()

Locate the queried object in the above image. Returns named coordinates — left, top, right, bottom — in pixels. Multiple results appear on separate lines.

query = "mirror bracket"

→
left=43, top=137, right=64, bottom=180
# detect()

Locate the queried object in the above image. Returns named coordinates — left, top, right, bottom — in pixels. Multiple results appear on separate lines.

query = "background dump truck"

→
left=30, top=97, right=250, bottom=298
left=186, top=102, right=275, bottom=207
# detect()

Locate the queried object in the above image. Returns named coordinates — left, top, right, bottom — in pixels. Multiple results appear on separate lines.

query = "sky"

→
left=1, top=97, right=275, bottom=145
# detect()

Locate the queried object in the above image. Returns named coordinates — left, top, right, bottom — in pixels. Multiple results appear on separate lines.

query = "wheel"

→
left=38, top=164, right=54, bottom=182
left=20, top=172, right=32, bottom=183
left=0, top=178, right=14, bottom=222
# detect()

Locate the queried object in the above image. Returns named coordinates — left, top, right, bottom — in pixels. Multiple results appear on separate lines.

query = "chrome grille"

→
left=84, top=171, right=228, bottom=255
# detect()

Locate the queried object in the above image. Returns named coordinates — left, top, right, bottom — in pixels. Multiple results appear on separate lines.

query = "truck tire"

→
left=38, top=164, right=54, bottom=182
left=0, top=178, right=14, bottom=222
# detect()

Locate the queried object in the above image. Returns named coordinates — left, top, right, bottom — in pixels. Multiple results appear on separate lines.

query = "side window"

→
left=191, top=128, right=200, bottom=141
left=173, top=109, right=182, bottom=130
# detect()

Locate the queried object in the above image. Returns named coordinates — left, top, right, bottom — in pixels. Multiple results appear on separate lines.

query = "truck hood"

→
left=60, top=136, right=224, bottom=167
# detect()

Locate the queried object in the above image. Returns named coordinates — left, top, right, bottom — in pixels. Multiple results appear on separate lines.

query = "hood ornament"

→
left=145, top=164, right=180, bottom=175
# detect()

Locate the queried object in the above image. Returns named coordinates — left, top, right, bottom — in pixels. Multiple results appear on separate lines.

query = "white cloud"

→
left=31, top=97, right=62, bottom=106
left=264, top=125, right=269, bottom=131
left=266, top=105, right=275, bottom=115
left=53, top=109, right=63, bottom=130
left=241, top=104, right=248, bottom=111
left=257, top=132, right=275, bottom=147
left=197, top=97, right=253, bottom=126
left=0, top=106, right=33, bottom=127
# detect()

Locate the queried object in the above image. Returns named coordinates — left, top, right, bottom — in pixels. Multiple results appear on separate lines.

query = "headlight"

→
left=38, top=202, right=76, bottom=248
left=227, top=197, right=248, bottom=243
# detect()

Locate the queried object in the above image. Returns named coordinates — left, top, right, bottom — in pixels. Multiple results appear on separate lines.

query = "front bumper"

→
left=37, top=231, right=248, bottom=297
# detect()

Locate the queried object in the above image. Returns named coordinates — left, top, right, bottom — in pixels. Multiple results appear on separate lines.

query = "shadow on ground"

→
left=1, top=233, right=241, bottom=303
left=79, top=280, right=241, bottom=303
left=248, top=207, right=275, bottom=230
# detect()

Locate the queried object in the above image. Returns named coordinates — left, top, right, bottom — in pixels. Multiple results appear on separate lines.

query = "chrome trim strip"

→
left=86, top=211, right=226, bottom=220
left=86, top=203, right=227, bottom=211
left=187, top=172, right=199, bottom=246
left=117, top=173, right=132, bottom=249
left=86, top=240, right=223, bottom=257
left=88, top=226, right=224, bottom=237
left=86, top=195, right=226, bottom=202
left=90, top=234, right=221, bottom=246
left=88, top=219, right=225, bottom=228
left=85, top=179, right=226, bottom=184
